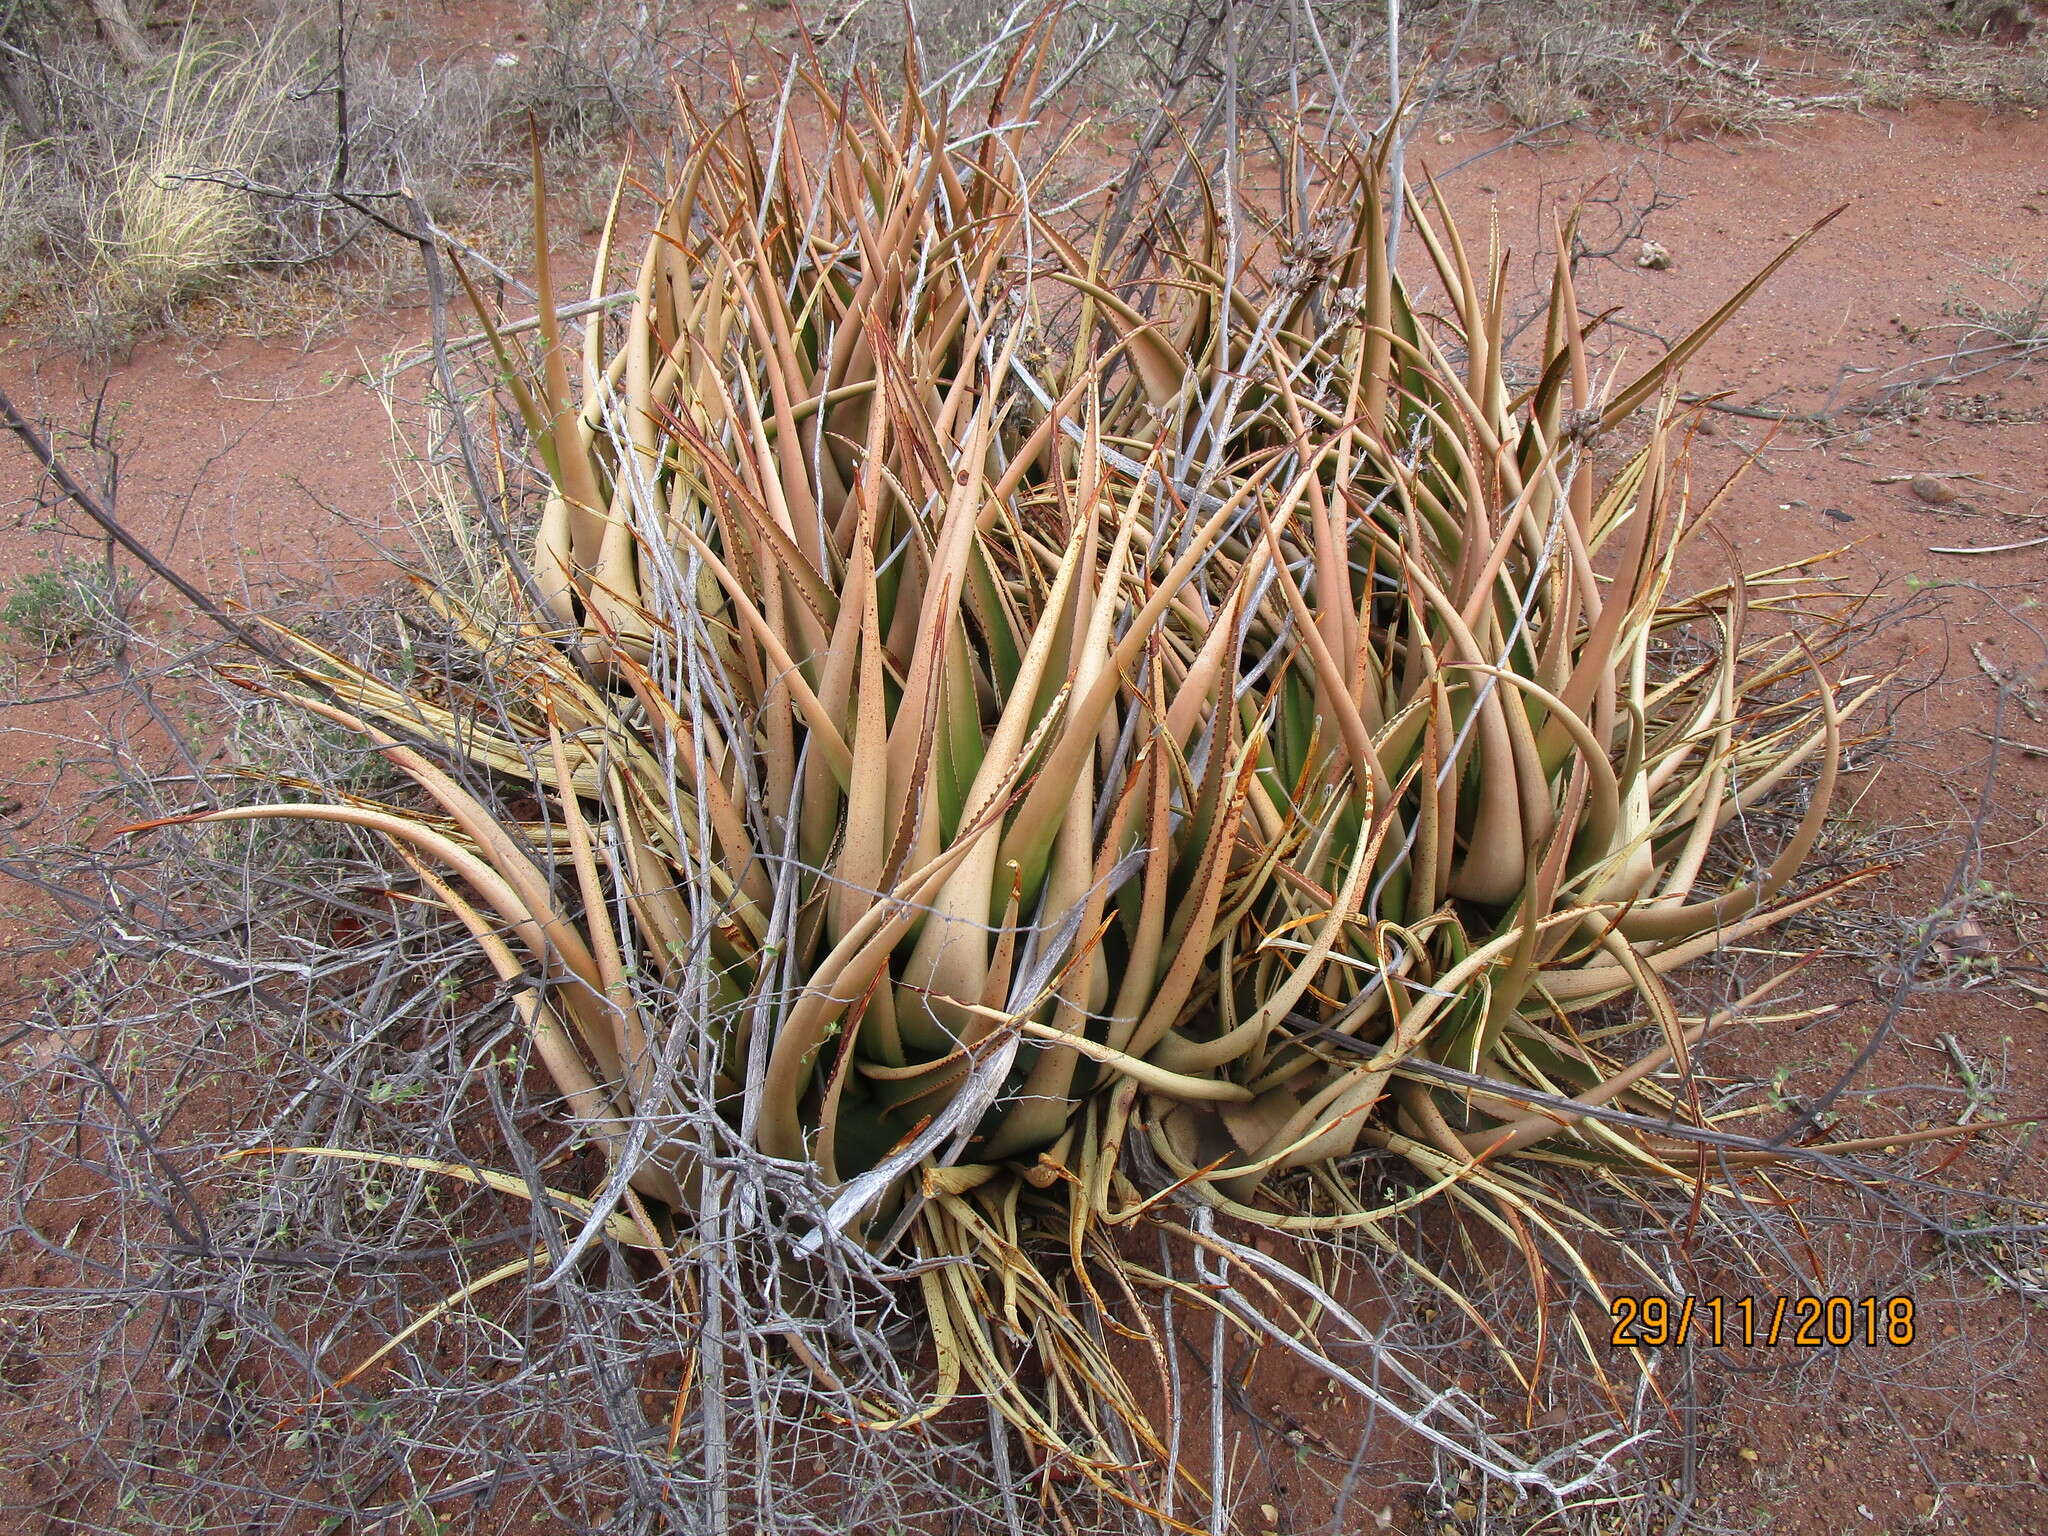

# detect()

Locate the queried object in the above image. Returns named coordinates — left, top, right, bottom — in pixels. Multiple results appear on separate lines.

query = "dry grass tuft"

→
left=82, top=36, right=285, bottom=329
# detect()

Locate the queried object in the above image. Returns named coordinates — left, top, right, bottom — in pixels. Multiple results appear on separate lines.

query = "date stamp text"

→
left=1608, top=1295, right=1915, bottom=1348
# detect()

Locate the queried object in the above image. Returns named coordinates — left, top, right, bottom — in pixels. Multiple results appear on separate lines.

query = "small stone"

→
left=1910, top=474, right=1958, bottom=505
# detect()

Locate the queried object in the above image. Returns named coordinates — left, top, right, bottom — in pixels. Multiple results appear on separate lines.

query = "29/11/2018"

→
left=1609, top=1295, right=1916, bottom=1348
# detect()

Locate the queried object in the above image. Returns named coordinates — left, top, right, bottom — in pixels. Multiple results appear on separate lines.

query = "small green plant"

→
left=1, top=554, right=127, bottom=657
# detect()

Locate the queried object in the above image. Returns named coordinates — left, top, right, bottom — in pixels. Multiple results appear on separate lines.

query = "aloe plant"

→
left=136, top=25, right=1927, bottom=1509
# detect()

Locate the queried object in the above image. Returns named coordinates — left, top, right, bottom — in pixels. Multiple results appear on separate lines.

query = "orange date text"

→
left=1608, top=1295, right=1915, bottom=1348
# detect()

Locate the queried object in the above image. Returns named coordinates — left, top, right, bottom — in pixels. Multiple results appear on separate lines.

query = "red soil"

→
left=3, top=65, right=2046, bottom=1536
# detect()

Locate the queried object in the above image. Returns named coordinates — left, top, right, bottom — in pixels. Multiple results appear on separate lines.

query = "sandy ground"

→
left=3, top=55, right=2046, bottom=1536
